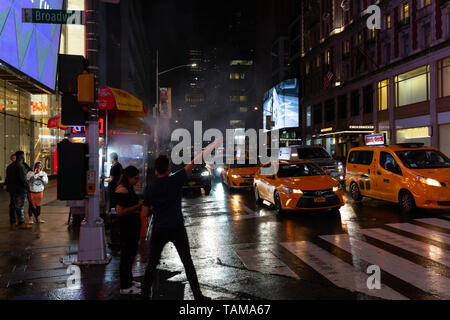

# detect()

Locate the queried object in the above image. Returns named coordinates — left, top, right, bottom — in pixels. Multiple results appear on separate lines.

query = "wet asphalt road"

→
left=0, top=177, right=449, bottom=300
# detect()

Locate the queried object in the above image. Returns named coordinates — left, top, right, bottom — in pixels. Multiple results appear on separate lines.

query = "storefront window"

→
left=20, top=119, right=31, bottom=164
left=396, top=126, right=431, bottom=146
left=395, top=65, right=430, bottom=107
left=5, top=114, right=19, bottom=160
left=438, top=57, right=450, bottom=98
left=377, top=79, right=389, bottom=111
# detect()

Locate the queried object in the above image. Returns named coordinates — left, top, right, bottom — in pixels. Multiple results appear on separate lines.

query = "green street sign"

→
left=22, top=8, right=85, bottom=25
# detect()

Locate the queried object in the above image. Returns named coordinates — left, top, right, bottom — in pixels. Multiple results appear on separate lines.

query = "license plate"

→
left=314, top=197, right=326, bottom=203
left=188, top=181, right=196, bottom=185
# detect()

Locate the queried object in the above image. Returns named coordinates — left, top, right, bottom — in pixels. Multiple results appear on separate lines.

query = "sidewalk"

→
left=0, top=181, right=146, bottom=300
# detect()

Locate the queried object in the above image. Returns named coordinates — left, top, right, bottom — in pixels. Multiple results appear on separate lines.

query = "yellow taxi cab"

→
left=221, top=160, right=260, bottom=191
left=346, top=134, right=450, bottom=213
left=253, top=160, right=345, bottom=214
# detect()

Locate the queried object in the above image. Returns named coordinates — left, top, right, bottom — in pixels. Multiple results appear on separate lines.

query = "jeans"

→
left=119, top=213, right=141, bottom=289
left=9, top=192, right=16, bottom=224
left=12, top=192, right=27, bottom=225
left=142, top=225, right=203, bottom=300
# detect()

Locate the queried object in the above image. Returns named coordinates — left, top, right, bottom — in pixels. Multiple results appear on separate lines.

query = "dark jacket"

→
left=5, top=161, right=30, bottom=194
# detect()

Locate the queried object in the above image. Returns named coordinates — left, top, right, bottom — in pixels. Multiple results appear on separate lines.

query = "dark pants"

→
left=12, top=192, right=27, bottom=225
left=9, top=192, right=16, bottom=224
left=119, top=213, right=141, bottom=289
left=142, top=225, right=203, bottom=300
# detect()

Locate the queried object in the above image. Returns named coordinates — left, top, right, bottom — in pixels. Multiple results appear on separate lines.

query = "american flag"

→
left=324, top=70, right=334, bottom=89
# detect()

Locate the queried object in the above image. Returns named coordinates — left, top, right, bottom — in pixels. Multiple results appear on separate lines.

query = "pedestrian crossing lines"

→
left=235, top=217, right=450, bottom=300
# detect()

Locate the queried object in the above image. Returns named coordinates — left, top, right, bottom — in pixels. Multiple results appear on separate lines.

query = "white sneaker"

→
left=28, top=219, right=34, bottom=224
left=120, top=286, right=141, bottom=295
left=38, top=219, right=45, bottom=224
left=132, top=280, right=141, bottom=288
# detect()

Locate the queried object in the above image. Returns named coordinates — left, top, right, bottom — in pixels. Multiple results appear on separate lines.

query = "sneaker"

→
left=120, top=286, right=141, bottom=295
left=18, top=223, right=32, bottom=229
left=28, top=219, right=34, bottom=224
left=132, top=280, right=141, bottom=288
left=37, top=219, right=45, bottom=224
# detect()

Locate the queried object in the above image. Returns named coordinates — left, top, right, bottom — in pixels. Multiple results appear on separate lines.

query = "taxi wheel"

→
left=254, top=186, right=262, bottom=204
left=399, top=190, right=416, bottom=214
left=350, top=182, right=362, bottom=202
left=274, top=191, right=284, bottom=215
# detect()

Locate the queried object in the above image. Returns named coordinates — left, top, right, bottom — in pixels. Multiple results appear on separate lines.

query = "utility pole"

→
left=75, top=0, right=109, bottom=265
left=155, top=49, right=159, bottom=153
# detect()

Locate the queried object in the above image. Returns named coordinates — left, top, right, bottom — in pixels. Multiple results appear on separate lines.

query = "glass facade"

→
left=438, top=57, right=450, bottom=98
left=0, top=80, right=64, bottom=182
left=377, top=79, right=389, bottom=111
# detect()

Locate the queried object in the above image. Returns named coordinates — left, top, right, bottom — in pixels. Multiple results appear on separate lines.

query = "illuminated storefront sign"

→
left=349, top=125, right=374, bottom=130
left=321, top=127, right=333, bottom=133
left=31, top=101, right=49, bottom=115
left=70, top=118, right=104, bottom=135
left=365, top=133, right=386, bottom=146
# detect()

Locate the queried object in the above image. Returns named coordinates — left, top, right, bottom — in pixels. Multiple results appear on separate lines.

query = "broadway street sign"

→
left=22, top=8, right=85, bottom=25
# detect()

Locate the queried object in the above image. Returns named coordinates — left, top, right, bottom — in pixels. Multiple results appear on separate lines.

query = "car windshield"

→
left=277, top=163, right=325, bottom=177
left=230, top=163, right=258, bottom=169
left=297, top=148, right=331, bottom=159
left=395, top=150, right=450, bottom=169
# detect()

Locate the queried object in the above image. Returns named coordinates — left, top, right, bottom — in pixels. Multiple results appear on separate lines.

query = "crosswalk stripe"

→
left=280, top=241, right=407, bottom=300
left=359, top=228, right=450, bottom=267
left=235, top=249, right=299, bottom=279
left=415, top=218, right=450, bottom=230
left=321, top=234, right=450, bottom=300
left=387, top=223, right=450, bottom=245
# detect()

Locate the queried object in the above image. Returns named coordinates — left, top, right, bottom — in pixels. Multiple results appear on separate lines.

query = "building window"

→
left=403, top=34, right=410, bottom=56
left=240, top=107, right=248, bottom=113
left=240, top=73, right=246, bottom=79
left=338, top=94, right=347, bottom=119
left=240, top=96, right=248, bottom=102
left=316, top=55, right=321, bottom=68
left=325, top=50, right=331, bottom=65
left=230, top=96, right=240, bottom=103
left=230, top=60, right=253, bottom=66
left=385, top=43, right=391, bottom=64
left=363, top=85, right=374, bottom=114
left=438, top=57, right=450, bottom=98
left=305, top=62, right=311, bottom=76
left=306, top=105, right=311, bottom=127
left=313, top=103, right=322, bottom=125
left=421, top=0, right=431, bottom=8
left=229, top=73, right=240, bottom=80
left=423, top=24, right=431, bottom=47
left=377, top=79, right=389, bottom=111
left=395, top=65, right=430, bottom=107
left=386, top=14, right=391, bottom=29
left=344, top=40, right=350, bottom=55
left=401, top=1, right=410, bottom=24
left=325, top=99, right=335, bottom=122
left=351, top=90, right=360, bottom=116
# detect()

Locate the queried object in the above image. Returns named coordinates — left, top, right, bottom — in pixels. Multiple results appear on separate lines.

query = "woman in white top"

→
left=26, top=162, right=48, bottom=224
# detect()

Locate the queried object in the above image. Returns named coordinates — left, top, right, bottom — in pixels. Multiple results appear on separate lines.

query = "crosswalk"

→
left=235, top=216, right=450, bottom=300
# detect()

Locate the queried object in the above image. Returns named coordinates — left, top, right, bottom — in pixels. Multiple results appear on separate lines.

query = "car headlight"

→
left=337, top=162, right=344, bottom=173
left=231, top=174, right=240, bottom=179
left=333, top=184, right=342, bottom=192
left=201, top=171, right=210, bottom=177
left=417, top=176, right=441, bottom=187
left=282, top=186, right=303, bottom=194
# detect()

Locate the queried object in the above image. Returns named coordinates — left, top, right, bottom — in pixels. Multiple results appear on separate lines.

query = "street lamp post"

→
left=155, top=49, right=196, bottom=153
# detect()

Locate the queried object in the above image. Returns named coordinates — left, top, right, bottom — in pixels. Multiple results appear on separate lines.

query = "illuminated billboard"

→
left=0, top=0, right=63, bottom=90
left=263, top=78, right=299, bottom=132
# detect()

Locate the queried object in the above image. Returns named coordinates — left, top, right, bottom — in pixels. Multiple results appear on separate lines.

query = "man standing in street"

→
left=5, top=151, right=32, bottom=229
left=104, top=152, right=123, bottom=211
left=141, top=140, right=221, bottom=300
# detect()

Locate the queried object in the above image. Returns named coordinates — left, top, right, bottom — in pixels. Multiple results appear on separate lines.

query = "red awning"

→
left=47, top=114, right=68, bottom=130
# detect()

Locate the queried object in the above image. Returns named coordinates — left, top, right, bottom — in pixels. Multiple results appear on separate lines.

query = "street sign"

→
left=22, top=8, right=85, bottom=25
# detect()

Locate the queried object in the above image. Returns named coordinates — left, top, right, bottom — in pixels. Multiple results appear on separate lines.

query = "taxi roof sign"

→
left=365, top=133, right=386, bottom=146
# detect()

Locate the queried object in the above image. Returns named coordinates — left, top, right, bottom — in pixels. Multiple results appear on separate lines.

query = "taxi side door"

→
left=257, top=163, right=275, bottom=202
left=377, top=151, right=403, bottom=202
left=222, top=164, right=230, bottom=185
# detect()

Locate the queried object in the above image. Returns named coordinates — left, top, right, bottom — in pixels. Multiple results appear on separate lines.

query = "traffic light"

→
left=57, top=54, right=88, bottom=93
left=77, top=72, right=95, bottom=106
left=57, top=139, right=88, bottom=200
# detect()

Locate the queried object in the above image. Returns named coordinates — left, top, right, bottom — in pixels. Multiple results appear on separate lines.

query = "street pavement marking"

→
left=281, top=241, right=407, bottom=300
left=321, top=234, right=450, bottom=300
left=359, top=228, right=450, bottom=267
left=235, top=248, right=299, bottom=279
left=414, top=218, right=450, bottom=231
left=387, top=223, right=450, bottom=245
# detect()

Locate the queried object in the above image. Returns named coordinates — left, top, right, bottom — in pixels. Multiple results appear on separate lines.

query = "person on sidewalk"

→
left=4, top=154, right=17, bottom=226
left=104, top=152, right=123, bottom=212
left=141, top=139, right=221, bottom=300
left=115, top=166, right=143, bottom=295
left=26, top=162, right=48, bottom=224
left=5, top=151, right=32, bottom=229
